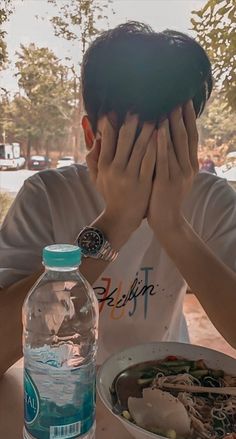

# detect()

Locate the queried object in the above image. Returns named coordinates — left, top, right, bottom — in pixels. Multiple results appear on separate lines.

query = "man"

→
left=0, top=22, right=236, bottom=376
left=200, top=155, right=217, bottom=174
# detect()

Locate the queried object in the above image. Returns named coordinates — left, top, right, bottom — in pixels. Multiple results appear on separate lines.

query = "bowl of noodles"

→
left=97, top=342, right=236, bottom=439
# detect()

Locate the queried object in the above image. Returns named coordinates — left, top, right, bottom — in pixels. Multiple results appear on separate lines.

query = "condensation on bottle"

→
left=22, top=244, right=99, bottom=439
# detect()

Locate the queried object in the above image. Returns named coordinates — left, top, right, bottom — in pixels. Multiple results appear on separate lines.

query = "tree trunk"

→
left=21, top=139, right=27, bottom=157
left=26, top=134, right=31, bottom=168
left=45, top=137, right=50, bottom=158
left=73, top=107, right=79, bottom=163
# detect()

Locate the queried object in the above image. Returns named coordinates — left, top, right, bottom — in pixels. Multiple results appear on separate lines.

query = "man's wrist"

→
left=90, top=210, right=134, bottom=252
left=153, top=212, right=187, bottom=244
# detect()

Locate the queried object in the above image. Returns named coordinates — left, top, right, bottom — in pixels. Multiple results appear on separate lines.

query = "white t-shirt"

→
left=0, top=165, right=236, bottom=364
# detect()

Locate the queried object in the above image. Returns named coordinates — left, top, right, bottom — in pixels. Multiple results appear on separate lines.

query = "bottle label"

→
left=24, top=369, right=40, bottom=425
left=24, top=360, right=96, bottom=439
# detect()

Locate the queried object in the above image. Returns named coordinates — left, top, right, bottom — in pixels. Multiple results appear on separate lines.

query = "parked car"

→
left=0, top=143, right=25, bottom=170
left=215, top=152, right=236, bottom=182
left=225, top=151, right=236, bottom=168
left=19, top=156, right=26, bottom=169
left=56, top=156, right=75, bottom=169
left=28, top=155, right=51, bottom=171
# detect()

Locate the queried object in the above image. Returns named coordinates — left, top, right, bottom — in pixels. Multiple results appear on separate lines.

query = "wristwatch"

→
left=77, top=226, right=118, bottom=262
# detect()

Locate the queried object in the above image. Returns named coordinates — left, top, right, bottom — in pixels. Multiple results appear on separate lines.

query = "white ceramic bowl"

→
left=97, top=342, right=236, bottom=439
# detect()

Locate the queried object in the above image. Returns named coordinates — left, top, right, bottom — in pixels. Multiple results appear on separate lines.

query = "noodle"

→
left=153, top=373, right=236, bottom=438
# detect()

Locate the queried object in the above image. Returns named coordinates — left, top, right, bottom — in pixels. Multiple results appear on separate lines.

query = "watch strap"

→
left=96, top=240, right=118, bottom=262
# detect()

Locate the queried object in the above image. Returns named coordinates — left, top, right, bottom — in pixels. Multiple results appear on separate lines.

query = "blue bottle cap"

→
left=43, top=244, right=82, bottom=267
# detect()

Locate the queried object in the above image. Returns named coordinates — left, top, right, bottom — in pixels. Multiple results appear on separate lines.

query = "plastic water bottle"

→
left=22, top=244, right=99, bottom=439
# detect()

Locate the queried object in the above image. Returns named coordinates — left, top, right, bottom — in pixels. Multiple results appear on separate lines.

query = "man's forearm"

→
left=154, top=216, right=236, bottom=348
left=0, top=211, right=133, bottom=376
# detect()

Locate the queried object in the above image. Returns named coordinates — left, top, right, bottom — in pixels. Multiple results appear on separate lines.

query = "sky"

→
left=0, top=0, right=206, bottom=93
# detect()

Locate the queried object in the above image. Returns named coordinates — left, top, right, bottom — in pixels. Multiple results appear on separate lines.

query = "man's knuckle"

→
left=120, top=175, right=130, bottom=190
left=111, top=161, right=121, bottom=173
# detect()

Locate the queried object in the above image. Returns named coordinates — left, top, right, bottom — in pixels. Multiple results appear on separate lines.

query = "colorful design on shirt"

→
left=94, top=266, right=165, bottom=320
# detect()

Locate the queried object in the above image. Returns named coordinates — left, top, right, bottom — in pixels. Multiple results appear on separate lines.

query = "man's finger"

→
left=99, top=116, right=117, bottom=168
left=161, top=118, right=181, bottom=180
left=183, top=100, right=199, bottom=173
left=157, top=122, right=169, bottom=182
left=113, top=113, right=139, bottom=169
left=169, top=106, right=192, bottom=176
left=139, top=129, right=157, bottom=181
left=128, top=121, right=156, bottom=176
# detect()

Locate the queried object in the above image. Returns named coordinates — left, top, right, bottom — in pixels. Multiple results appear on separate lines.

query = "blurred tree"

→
left=191, top=0, right=236, bottom=111
left=0, top=0, right=13, bottom=70
left=198, top=92, right=236, bottom=148
left=1, top=44, right=74, bottom=162
left=48, top=0, right=113, bottom=161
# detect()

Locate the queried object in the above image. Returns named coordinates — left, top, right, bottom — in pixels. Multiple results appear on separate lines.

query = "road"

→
left=0, top=168, right=236, bottom=196
left=0, top=170, right=37, bottom=194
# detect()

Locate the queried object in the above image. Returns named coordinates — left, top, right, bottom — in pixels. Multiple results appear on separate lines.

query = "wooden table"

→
left=0, top=359, right=132, bottom=438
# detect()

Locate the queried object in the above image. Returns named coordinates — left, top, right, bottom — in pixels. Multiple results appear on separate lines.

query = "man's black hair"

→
left=82, top=21, right=213, bottom=133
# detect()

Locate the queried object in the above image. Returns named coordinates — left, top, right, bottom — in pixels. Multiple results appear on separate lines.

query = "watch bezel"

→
left=77, top=227, right=105, bottom=257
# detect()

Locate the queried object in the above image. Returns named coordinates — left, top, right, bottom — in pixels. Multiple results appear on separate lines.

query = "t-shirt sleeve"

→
left=0, top=174, right=55, bottom=288
left=201, top=179, right=236, bottom=273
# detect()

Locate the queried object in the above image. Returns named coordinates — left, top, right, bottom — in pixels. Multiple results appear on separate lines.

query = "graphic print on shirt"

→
left=93, top=266, right=166, bottom=320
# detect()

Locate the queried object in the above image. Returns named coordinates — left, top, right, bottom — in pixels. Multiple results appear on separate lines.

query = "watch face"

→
left=78, top=228, right=104, bottom=256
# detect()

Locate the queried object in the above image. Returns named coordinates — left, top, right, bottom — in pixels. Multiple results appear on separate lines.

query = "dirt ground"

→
left=184, top=293, right=236, bottom=359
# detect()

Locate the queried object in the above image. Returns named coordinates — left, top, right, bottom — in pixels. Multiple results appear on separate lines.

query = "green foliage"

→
left=191, top=0, right=236, bottom=111
left=198, top=91, right=236, bottom=146
left=0, top=0, right=13, bottom=69
left=1, top=44, right=74, bottom=158
left=48, top=0, right=112, bottom=51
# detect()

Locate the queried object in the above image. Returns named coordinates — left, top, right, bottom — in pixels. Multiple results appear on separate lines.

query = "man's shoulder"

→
left=191, top=171, right=235, bottom=200
left=184, top=171, right=236, bottom=222
left=28, top=163, right=89, bottom=187
left=17, top=163, right=98, bottom=214
left=194, top=170, right=223, bottom=187
left=23, top=164, right=93, bottom=200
